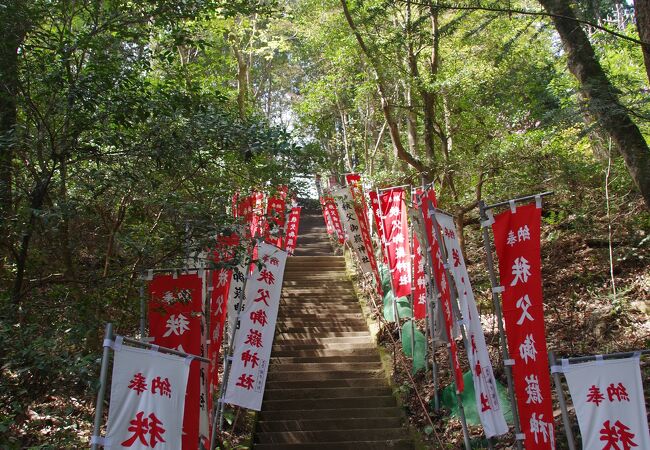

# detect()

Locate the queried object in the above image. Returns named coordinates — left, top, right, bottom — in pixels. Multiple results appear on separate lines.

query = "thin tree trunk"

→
left=634, top=0, right=650, bottom=84
left=340, top=0, right=428, bottom=175
left=12, top=171, right=54, bottom=305
left=0, top=10, right=24, bottom=227
left=538, top=0, right=650, bottom=210
left=59, top=159, right=75, bottom=279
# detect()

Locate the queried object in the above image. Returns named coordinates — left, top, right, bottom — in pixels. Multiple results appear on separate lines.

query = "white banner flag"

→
left=332, top=186, right=373, bottom=275
left=564, top=356, right=650, bottom=450
left=226, top=264, right=247, bottom=343
left=105, top=344, right=190, bottom=449
left=435, top=212, right=509, bottom=437
left=223, top=242, right=287, bottom=411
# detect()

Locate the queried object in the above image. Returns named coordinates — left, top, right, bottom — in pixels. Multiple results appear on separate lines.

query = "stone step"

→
left=279, top=300, right=359, bottom=307
left=267, top=370, right=385, bottom=382
left=254, top=440, right=414, bottom=450
left=258, top=407, right=404, bottom=422
left=268, top=362, right=382, bottom=372
left=273, top=336, right=375, bottom=345
left=271, top=342, right=376, bottom=352
left=276, top=313, right=365, bottom=320
left=265, top=378, right=390, bottom=390
left=286, top=256, right=344, bottom=264
left=255, top=416, right=403, bottom=432
left=260, top=396, right=398, bottom=411
left=277, top=318, right=366, bottom=326
left=277, top=322, right=368, bottom=330
left=269, top=347, right=378, bottom=358
left=275, top=331, right=371, bottom=338
left=270, top=354, right=380, bottom=364
left=264, top=387, right=391, bottom=401
left=255, top=428, right=408, bottom=444
left=276, top=325, right=369, bottom=333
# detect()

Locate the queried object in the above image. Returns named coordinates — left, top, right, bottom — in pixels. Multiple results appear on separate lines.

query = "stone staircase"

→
left=253, top=210, right=414, bottom=449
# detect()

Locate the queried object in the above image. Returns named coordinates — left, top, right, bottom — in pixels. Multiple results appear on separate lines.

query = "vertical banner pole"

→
left=549, top=351, right=576, bottom=450
left=376, top=188, right=401, bottom=338
left=427, top=298, right=440, bottom=411
left=211, top=267, right=250, bottom=448
left=409, top=223, right=415, bottom=373
left=478, top=200, right=523, bottom=450
left=91, top=322, right=113, bottom=450
left=429, top=213, right=471, bottom=450
left=415, top=188, right=439, bottom=411
left=139, top=284, right=146, bottom=341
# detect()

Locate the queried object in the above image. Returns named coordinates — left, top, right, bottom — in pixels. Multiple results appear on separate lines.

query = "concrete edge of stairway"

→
left=339, top=249, right=431, bottom=450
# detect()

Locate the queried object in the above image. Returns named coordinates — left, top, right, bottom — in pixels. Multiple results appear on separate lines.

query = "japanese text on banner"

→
left=492, top=203, right=554, bottom=449
left=223, top=243, right=287, bottom=411
left=106, top=345, right=190, bottom=449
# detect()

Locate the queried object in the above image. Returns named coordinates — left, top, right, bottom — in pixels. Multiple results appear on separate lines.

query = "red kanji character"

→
left=254, top=288, right=270, bottom=306
left=236, top=373, right=255, bottom=390
left=270, top=257, right=279, bottom=266
left=262, top=254, right=270, bottom=263
left=121, top=411, right=149, bottom=447
left=151, top=376, right=171, bottom=398
left=250, top=309, right=268, bottom=327
left=607, top=383, right=630, bottom=402
left=128, top=373, right=147, bottom=395
left=245, top=329, right=263, bottom=348
left=480, top=392, right=491, bottom=412
left=474, top=360, right=482, bottom=377
left=147, top=413, right=166, bottom=448
left=614, top=421, right=638, bottom=450
left=471, top=335, right=477, bottom=354
left=587, top=385, right=605, bottom=406
left=121, top=411, right=166, bottom=447
left=241, top=350, right=260, bottom=368
left=600, top=419, right=638, bottom=450
left=452, top=248, right=461, bottom=267
left=257, top=269, right=276, bottom=285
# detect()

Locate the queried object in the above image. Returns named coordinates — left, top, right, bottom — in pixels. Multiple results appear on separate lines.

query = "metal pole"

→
left=409, top=223, right=415, bottom=372
left=478, top=200, right=523, bottom=450
left=91, top=323, right=113, bottom=450
left=375, top=188, right=401, bottom=336
left=448, top=343, right=472, bottom=450
left=483, top=191, right=554, bottom=211
left=414, top=190, right=439, bottom=411
left=139, top=284, right=146, bottom=341
left=427, top=297, right=440, bottom=411
left=428, top=210, right=472, bottom=450
left=549, top=351, right=577, bottom=450
left=563, top=349, right=649, bottom=364
left=211, top=267, right=250, bottom=448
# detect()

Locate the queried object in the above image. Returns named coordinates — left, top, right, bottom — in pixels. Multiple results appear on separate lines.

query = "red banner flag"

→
left=284, top=206, right=301, bottom=255
left=379, top=188, right=411, bottom=298
left=411, top=223, right=427, bottom=319
left=319, top=197, right=334, bottom=235
left=417, top=190, right=464, bottom=392
left=492, top=202, right=554, bottom=449
left=345, top=175, right=382, bottom=293
left=368, top=191, right=388, bottom=265
left=322, top=195, right=345, bottom=244
left=148, top=273, right=203, bottom=450
left=265, top=187, right=287, bottom=247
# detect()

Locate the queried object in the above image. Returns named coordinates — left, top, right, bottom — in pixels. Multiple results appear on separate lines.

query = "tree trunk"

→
left=538, top=0, right=650, bottom=210
left=59, top=159, right=75, bottom=279
left=340, top=0, right=428, bottom=175
left=0, top=10, right=23, bottom=227
left=634, top=0, right=650, bottom=84
left=12, top=172, right=54, bottom=305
